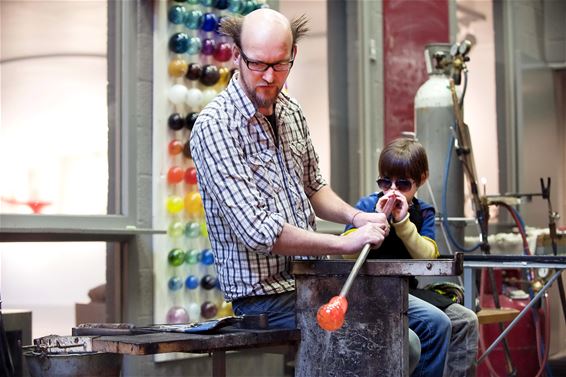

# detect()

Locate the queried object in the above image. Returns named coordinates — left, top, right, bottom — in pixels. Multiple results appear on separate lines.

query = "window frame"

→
left=0, top=1, right=147, bottom=242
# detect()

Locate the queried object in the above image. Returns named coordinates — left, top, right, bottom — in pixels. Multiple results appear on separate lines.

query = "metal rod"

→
left=478, top=270, right=562, bottom=363
left=339, top=244, right=371, bottom=298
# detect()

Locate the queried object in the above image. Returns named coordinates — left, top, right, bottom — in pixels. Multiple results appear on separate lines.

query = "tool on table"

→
left=72, top=314, right=268, bottom=336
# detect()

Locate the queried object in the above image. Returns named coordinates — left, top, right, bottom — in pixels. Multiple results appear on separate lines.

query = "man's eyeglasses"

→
left=376, top=177, right=414, bottom=192
left=239, top=48, right=294, bottom=72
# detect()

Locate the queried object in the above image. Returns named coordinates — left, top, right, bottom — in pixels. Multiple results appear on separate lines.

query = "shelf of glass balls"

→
left=162, top=0, right=265, bottom=325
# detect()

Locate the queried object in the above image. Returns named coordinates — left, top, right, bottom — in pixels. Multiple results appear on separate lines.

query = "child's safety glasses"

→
left=376, top=177, right=414, bottom=192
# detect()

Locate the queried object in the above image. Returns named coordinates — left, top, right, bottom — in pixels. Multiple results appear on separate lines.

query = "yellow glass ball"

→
left=168, top=58, right=188, bottom=78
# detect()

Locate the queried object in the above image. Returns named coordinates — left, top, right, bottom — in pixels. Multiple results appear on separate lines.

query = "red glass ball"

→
left=214, top=42, right=232, bottom=62
left=167, top=166, right=185, bottom=184
left=184, top=167, right=198, bottom=185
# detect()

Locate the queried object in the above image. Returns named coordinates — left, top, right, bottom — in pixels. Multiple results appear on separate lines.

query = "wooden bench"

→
left=91, top=327, right=301, bottom=377
left=476, top=308, right=520, bottom=325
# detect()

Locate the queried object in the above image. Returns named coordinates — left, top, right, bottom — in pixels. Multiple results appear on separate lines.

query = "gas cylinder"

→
left=414, top=43, right=464, bottom=247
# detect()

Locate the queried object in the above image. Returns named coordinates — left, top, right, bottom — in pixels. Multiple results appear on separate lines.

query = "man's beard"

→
left=240, top=76, right=280, bottom=110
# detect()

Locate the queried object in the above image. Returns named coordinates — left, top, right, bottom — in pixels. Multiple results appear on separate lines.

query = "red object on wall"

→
left=382, top=0, right=450, bottom=144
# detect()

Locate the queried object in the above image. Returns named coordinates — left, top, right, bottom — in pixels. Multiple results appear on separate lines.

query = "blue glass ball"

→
left=227, top=0, right=242, bottom=13
left=168, top=276, right=184, bottom=291
left=185, top=275, right=200, bottom=289
left=201, top=249, right=215, bottom=265
left=200, top=0, right=215, bottom=7
left=201, top=13, right=219, bottom=32
left=187, top=36, right=202, bottom=55
left=184, top=9, right=203, bottom=30
left=168, top=5, right=187, bottom=24
left=169, top=33, right=190, bottom=54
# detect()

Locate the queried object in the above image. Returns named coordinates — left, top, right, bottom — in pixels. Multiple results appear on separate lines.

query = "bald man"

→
left=190, top=8, right=390, bottom=327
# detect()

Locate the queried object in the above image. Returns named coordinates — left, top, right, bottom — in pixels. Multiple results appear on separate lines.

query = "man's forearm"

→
left=309, top=186, right=358, bottom=225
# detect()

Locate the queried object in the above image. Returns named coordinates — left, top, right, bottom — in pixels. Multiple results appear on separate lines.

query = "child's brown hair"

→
left=378, top=138, right=429, bottom=186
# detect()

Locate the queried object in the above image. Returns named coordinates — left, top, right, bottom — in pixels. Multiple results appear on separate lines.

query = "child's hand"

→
left=376, top=191, right=398, bottom=218
left=377, top=191, right=408, bottom=222
left=390, top=191, right=409, bottom=222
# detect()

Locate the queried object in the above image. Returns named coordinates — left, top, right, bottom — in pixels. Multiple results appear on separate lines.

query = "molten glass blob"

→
left=316, top=295, right=348, bottom=331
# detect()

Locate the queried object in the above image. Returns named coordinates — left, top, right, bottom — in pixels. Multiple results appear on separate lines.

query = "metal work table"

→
left=292, top=254, right=463, bottom=377
left=91, top=327, right=301, bottom=377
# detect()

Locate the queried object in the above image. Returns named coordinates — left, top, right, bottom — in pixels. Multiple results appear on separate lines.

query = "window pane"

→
left=0, top=241, right=108, bottom=339
left=0, top=1, right=111, bottom=215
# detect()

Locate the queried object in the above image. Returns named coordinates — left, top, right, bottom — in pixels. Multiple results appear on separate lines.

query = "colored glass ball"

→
left=185, top=112, right=199, bottom=131
left=166, top=195, right=184, bottom=214
left=218, top=67, right=231, bottom=86
left=168, top=85, right=189, bottom=105
left=200, top=274, right=218, bottom=290
left=168, top=248, right=186, bottom=267
left=187, top=36, right=202, bottom=55
left=168, top=139, right=184, bottom=155
left=201, top=249, right=214, bottom=265
left=186, top=88, right=204, bottom=108
left=215, top=16, right=225, bottom=34
left=167, top=166, right=185, bottom=184
left=201, top=301, right=218, bottom=319
left=185, top=275, right=199, bottom=289
left=201, top=89, right=217, bottom=106
left=217, top=301, right=233, bottom=317
left=188, top=303, right=201, bottom=320
left=168, top=5, right=187, bottom=25
left=199, top=65, right=220, bottom=86
left=215, top=0, right=229, bottom=10
left=167, top=221, right=185, bottom=237
left=201, top=13, right=218, bottom=32
left=168, top=113, right=185, bottom=131
left=186, top=0, right=200, bottom=4
left=186, top=63, right=202, bottom=81
left=184, top=192, right=204, bottom=216
left=169, top=33, right=190, bottom=53
left=183, top=141, right=192, bottom=159
left=168, top=58, right=188, bottom=78
left=185, top=249, right=201, bottom=264
left=168, top=276, right=184, bottom=291
left=184, top=167, right=198, bottom=185
left=201, top=38, right=216, bottom=56
left=200, top=221, right=208, bottom=237
left=228, top=0, right=242, bottom=13
left=184, top=221, right=201, bottom=238
left=166, top=306, right=189, bottom=323
left=184, top=9, right=203, bottom=30
left=200, top=0, right=215, bottom=7
left=214, top=42, right=232, bottom=62
left=241, top=0, right=258, bottom=15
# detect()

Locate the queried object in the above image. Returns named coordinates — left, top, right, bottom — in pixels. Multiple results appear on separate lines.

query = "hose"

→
left=441, top=134, right=481, bottom=252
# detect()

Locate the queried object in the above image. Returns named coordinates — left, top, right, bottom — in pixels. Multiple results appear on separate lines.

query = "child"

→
left=346, top=137, right=478, bottom=377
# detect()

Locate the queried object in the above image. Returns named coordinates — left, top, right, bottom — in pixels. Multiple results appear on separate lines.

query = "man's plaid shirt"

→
left=190, top=73, right=326, bottom=301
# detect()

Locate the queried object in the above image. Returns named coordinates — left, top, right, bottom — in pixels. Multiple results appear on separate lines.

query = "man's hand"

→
left=340, top=222, right=387, bottom=254
left=351, top=211, right=390, bottom=237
